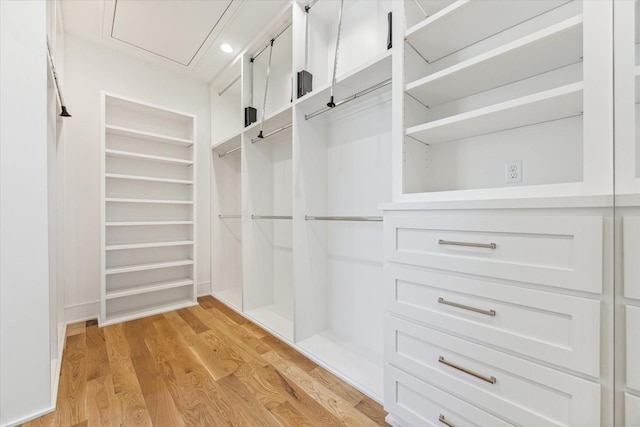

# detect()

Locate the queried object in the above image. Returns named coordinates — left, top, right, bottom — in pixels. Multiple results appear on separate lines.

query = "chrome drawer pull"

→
left=438, top=239, right=497, bottom=249
left=438, top=297, right=496, bottom=317
left=439, top=415, right=455, bottom=427
left=438, top=356, right=497, bottom=384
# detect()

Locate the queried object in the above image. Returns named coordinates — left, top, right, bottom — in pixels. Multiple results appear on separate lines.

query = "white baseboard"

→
left=197, top=281, right=211, bottom=297
left=1, top=405, right=55, bottom=427
left=64, top=300, right=99, bottom=324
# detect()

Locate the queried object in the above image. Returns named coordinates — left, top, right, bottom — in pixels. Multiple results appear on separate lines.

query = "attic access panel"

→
left=111, top=0, right=233, bottom=66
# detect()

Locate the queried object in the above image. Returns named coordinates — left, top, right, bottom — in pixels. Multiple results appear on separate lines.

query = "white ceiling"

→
left=60, top=0, right=291, bottom=83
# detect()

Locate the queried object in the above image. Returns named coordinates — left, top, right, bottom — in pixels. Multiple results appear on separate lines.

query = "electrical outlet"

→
left=505, top=160, right=522, bottom=184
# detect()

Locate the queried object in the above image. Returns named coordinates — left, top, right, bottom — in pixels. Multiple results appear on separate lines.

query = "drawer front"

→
left=386, top=266, right=601, bottom=377
left=623, top=216, right=640, bottom=300
left=627, top=305, right=640, bottom=392
left=384, top=215, right=603, bottom=293
left=385, top=364, right=512, bottom=427
left=626, top=393, right=640, bottom=426
left=385, top=315, right=601, bottom=426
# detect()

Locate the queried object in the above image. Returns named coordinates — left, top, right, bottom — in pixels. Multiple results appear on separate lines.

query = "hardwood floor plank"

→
left=262, top=335, right=318, bottom=372
left=263, top=350, right=379, bottom=427
left=55, top=333, right=87, bottom=426
left=85, top=323, right=110, bottom=381
left=355, top=396, right=389, bottom=426
left=66, top=321, right=86, bottom=337
left=103, top=324, right=153, bottom=427
left=206, top=297, right=249, bottom=325
left=24, top=299, right=388, bottom=427
left=308, top=366, right=365, bottom=406
left=86, top=374, right=122, bottom=427
left=124, top=320, right=185, bottom=427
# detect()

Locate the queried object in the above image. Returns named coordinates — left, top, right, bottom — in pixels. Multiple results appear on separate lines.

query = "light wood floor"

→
left=21, top=296, right=388, bottom=427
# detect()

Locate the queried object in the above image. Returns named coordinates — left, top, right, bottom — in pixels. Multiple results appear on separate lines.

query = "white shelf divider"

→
left=105, top=173, right=193, bottom=185
left=406, top=82, right=583, bottom=144
left=106, top=279, right=194, bottom=299
left=105, top=124, right=193, bottom=146
left=106, top=240, right=194, bottom=251
left=105, top=149, right=193, bottom=165
left=105, top=259, right=194, bottom=275
left=406, top=16, right=583, bottom=106
left=105, top=198, right=194, bottom=204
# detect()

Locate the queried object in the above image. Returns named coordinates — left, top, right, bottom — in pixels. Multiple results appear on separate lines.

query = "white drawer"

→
left=385, top=315, right=601, bottom=426
left=626, top=392, right=640, bottom=426
left=385, top=364, right=512, bottom=427
left=627, top=305, right=640, bottom=392
left=624, top=216, right=640, bottom=300
left=386, top=266, right=601, bottom=377
left=384, top=215, right=603, bottom=293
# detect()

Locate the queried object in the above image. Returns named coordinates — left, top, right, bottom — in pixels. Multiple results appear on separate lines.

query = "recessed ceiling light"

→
left=220, top=43, right=233, bottom=53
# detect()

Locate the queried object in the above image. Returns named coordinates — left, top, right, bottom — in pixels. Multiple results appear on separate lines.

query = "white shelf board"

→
left=103, top=299, right=197, bottom=327
left=105, top=149, right=193, bottom=165
left=295, top=50, right=392, bottom=116
left=244, top=305, right=293, bottom=341
left=105, top=220, right=193, bottom=226
left=106, top=240, right=194, bottom=251
left=212, top=133, right=241, bottom=150
left=105, top=173, right=193, bottom=185
left=105, top=124, right=193, bottom=146
left=105, top=198, right=194, bottom=204
left=406, top=82, right=583, bottom=144
left=212, top=288, right=242, bottom=311
left=405, top=0, right=568, bottom=62
left=406, top=16, right=583, bottom=106
left=635, top=65, right=640, bottom=103
left=105, top=259, right=194, bottom=275
left=243, top=104, right=292, bottom=137
left=106, top=278, right=194, bottom=300
left=298, top=331, right=383, bottom=402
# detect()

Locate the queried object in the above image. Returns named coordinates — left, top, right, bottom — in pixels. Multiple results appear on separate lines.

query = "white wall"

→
left=63, top=35, right=211, bottom=322
left=0, top=0, right=53, bottom=425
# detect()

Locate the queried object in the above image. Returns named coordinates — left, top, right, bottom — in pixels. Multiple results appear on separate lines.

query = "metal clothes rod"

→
left=305, top=215, right=382, bottom=222
left=252, top=215, right=293, bottom=220
left=46, top=38, right=71, bottom=117
left=251, top=123, right=292, bottom=143
left=305, top=78, right=392, bottom=120
left=251, top=23, right=292, bottom=61
left=219, top=215, right=241, bottom=219
left=218, top=75, right=241, bottom=96
left=218, top=145, right=241, bottom=158
left=412, top=0, right=429, bottom=18
left=305, top=0, right=319, bottom=11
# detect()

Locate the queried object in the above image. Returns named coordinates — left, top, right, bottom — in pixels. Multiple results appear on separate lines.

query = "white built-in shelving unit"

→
left=100, top=92, right=197, bottom=326
left=209, top=0, right=392, bottom=401
left=396, top=0, right=613, bottom=201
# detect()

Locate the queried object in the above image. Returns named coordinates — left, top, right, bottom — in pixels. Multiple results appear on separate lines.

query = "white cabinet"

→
left=100, top=92, right=197, bottom=326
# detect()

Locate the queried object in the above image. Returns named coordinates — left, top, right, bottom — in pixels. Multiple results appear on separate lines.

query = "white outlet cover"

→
left=505, top=160, right=522, bottom=184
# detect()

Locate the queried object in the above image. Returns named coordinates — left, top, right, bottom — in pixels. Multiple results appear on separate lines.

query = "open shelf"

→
left=406, top=16, right=583, bottom=106
left=212, top=133, right=241, bottom=151
left=105, top=240, right=193, bottom=251
left=105, top=149, right=193, bottom=165
left=406, top=82, right=583, bottom=144
left=245, top=305, right=294, bottom=341
left=105, top=124, right=193, bottom=146
left=104, top=298, right=196, bottom=326
left=405, top=0, right=568, bottom=63
left=296, top=50, right=392, bottom=117
left=243, top=104, right=292, bottom=137
left=105, top=173, right=193, bottom=185
left=105, top=259, right=193, bottom=275
left=106, top=220, right=193, bottom=226
left=212, top=288, right=242, bottom=311
left=106, top=278, right=194, bottom=299
left=105, top=198, right=193, bottom=205
left=298, top=331, right=383, bottom=401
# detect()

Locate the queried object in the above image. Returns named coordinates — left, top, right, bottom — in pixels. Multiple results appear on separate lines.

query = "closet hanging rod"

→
left=46, top=38, right=71, bottom=117
left=251, top=123, right=292, bottom=143
left=218, top=145, right=241, bottom=157
left=218, top=75, right=241, bottom=96
left=251, top=23, right=292, bottom=61
left=305, top=215, right=383, bottom=222
left=252, top=215, right=293, bottom=220
left=305, top=0, right=319, bottom=11
left=305, top=78, right=392, bottom=120
left=219, top=214, right=241, bottom=219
